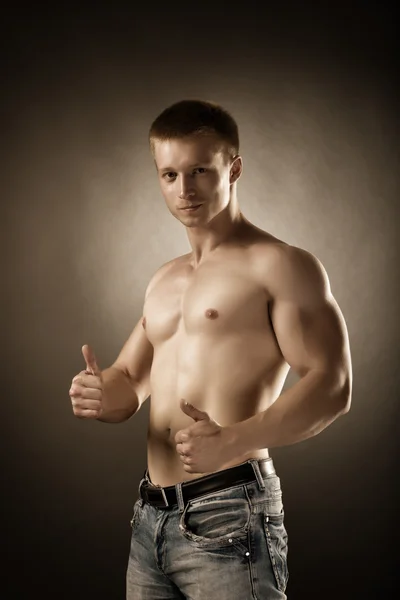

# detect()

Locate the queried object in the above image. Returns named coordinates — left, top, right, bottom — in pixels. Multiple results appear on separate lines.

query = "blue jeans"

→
left=126, top=459, right=288, bottom=599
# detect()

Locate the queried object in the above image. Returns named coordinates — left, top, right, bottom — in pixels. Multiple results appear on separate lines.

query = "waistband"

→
left=139, top=458, right=276, bottom=509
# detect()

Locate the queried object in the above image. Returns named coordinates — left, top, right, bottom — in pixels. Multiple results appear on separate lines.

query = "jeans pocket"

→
left=179, top=490, right=251, bottom=550
left=130, top=498, right=144, bottom=533
left=263, top=510, right=289, bottom=592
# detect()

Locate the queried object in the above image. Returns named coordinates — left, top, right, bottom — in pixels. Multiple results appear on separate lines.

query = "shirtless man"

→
left=69, top=99, right=352, bottom=599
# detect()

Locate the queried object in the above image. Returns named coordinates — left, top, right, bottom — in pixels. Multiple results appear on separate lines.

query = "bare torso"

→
left=143, top=226, right=290, bottom=486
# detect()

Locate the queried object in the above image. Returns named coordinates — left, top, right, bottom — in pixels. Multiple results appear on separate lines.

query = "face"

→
left=153, top=135, right=241, bottom=227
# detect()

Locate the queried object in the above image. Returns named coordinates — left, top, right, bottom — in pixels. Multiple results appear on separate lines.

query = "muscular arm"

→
left=98, top=316, right=153, bottom=423
left=96, top=259, right=174, bottom=423
left=230, top=245, right=352, bottom=451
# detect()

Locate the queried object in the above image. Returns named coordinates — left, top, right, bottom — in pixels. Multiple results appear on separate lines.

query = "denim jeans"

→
left=126, top=459, right=288, bottom=599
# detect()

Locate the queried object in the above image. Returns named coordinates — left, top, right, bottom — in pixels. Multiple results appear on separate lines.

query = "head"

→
left=149, top=99, right=243, bottom=226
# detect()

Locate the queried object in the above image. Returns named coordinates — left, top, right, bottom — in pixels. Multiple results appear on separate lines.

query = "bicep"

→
left=112, top=316, right=154, bottom=405
left=269, top=247, right=351, bottom=382
left=270, top=294, right=350, bottom=379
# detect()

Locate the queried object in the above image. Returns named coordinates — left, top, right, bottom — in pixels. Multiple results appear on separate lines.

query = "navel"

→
left=205, top=308, right=219, bottom=320
left=142, top=316, right=147, bottom=329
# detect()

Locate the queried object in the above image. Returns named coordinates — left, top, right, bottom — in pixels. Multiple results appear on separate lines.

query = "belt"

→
left=139, top=458, right=276, bottom=508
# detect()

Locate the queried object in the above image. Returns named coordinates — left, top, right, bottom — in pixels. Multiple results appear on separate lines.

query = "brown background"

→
left=2, top=3, right=398, bottom=599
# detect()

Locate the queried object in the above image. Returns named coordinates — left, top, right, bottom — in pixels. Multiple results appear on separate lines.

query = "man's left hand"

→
left=175, top=399, right=237, bottom=474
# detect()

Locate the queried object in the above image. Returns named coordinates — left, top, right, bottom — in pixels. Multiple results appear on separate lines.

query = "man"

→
left=69, top=99, right=352, bottom=599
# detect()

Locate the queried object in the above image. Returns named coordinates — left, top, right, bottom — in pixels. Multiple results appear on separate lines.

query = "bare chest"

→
left=143, top=260, right=270, bottom=345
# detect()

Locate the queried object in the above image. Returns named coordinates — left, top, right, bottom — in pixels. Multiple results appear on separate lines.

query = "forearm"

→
left=98, top=366, right=140, bottom=423
left=230, top=369, right=351, bottom=453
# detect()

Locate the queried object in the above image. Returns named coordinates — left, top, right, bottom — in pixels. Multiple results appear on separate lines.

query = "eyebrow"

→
left=159, top=162, right=211, bottom=173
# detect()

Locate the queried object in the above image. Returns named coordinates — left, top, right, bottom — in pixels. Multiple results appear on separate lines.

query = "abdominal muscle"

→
left=145, top=332, right=289, bottom=487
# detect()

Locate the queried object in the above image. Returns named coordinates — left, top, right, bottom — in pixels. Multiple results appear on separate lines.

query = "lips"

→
left=180, top=204, right=202, bottom=211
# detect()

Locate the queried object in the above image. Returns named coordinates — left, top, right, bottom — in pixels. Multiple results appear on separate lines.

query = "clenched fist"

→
left=69, top=345, right=104, bottom=419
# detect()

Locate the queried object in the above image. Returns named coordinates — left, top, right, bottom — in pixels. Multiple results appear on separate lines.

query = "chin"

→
left=174, top=211, right=207, bottom=225
left=179, top=218, right=204, bottom=228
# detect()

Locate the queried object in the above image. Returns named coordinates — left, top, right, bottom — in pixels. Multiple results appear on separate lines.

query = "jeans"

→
left=126, top=459, right=288, bottom=599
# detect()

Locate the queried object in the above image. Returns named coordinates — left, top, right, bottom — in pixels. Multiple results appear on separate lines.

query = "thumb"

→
left=82, top=344, right=101, bottom=376
left=180, top=399, right=210, bottom=422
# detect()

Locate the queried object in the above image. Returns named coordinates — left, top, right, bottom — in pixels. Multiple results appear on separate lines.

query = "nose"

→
left=178, top=174, right=195, bottom=200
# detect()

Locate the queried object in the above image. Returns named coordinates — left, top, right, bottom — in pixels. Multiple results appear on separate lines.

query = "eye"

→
left=193, top=167, right=207, bottom=174
left=163, top=172, right=176, bottom=181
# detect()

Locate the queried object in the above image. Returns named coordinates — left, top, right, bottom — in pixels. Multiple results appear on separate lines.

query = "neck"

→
left=185, top=193, right=246, bottom=267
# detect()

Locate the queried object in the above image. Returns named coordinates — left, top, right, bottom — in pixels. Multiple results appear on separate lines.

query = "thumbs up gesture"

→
left=174, top=400, right=237, bottom=474
left=69, top=345, right=104, bottom=419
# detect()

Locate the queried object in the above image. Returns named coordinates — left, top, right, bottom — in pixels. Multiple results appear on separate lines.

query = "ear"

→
left=229, top=155, right=243, bottom=184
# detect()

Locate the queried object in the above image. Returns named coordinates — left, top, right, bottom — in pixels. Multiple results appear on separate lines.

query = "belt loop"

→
left=137, top=473, right=147, bottom=506
left=249, top=459, right=265, bottom=491
left=175, top=482, right=185, bottom=513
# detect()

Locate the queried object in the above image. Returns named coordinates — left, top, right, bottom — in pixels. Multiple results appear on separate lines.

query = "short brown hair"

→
left=149, top=99, right=240, bottom=160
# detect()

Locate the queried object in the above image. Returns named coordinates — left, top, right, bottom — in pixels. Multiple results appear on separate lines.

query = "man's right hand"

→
left=69, top=345, right=104, bottom=419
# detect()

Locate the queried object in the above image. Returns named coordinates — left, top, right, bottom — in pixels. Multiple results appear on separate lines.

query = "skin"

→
left=70, top=133, right=352, bottom=487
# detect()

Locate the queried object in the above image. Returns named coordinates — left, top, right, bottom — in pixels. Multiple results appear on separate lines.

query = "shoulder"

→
left=255, top=241, right=331, bottom=303
left=144, top=253, right=190, bottom=299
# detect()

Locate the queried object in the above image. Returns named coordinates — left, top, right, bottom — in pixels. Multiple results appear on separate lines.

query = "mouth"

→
left=180, top=204, right=202, bottom=212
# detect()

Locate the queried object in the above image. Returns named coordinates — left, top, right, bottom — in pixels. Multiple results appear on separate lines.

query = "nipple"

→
left=205, top=308, right=219, bottom=320
left=142, top=316, right=147, bottom=329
